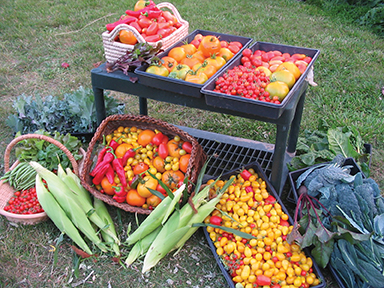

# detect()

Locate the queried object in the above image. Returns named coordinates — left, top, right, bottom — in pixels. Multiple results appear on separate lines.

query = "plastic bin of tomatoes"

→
left=202, top=162, right=326, bottom=288
left=102, top=1, right=189, bottom=63
left=80, top=114, right=206, bottom=215
left=134, top=29, right=253, bottom=98
left=201, top=41, right=320, bottom=119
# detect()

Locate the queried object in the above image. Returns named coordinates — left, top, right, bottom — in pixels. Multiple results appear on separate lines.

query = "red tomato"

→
left=227, top=44, right=240, bottom=54
left=138, top=17, right=152, bottom=28
left=230, top=41, right=243, bottom=48
left=242, top=48, right=252, bottom=58
left=220, top=40, right=229, bottom=48
left=158, top=143, right=168, bottom=159
left=182, top=141, right=192, bottom=154
left=146, top=22, right=158, bottom=36
left=190, top=39, right=201, bottom=49
left=209, top=215, right=222, bottom=225
left=151, top=132, right=164, bottom=146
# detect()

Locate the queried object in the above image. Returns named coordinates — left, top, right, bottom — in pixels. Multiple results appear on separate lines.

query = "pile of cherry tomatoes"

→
left=4, top=186, right=44, bottom=215
left=96, top=126, right=192, bottom=209
left=205, top=168, right=322, bottom=288
left=145, top=33, right=244, bottom=84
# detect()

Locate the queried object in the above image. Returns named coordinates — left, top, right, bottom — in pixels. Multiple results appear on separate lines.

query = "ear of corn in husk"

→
left=30, top=161, right=108, bottom=252
left=35, top=174, right=93, bottom=255
left=57, top=164, right=120, bottom=244
left=93, top=197, right=120, bottom=257
left=125, top=183, right=185, bottom=246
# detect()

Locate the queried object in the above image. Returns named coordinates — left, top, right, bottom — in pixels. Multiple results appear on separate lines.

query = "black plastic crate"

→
left=203, top=162, right=326, bottom=288
left=135, top=29, right=253, bottom=98
left=201, top=41, right=320, bottom=119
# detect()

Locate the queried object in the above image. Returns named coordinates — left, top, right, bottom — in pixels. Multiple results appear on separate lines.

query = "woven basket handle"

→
left=107, top=23, right=147, bottom=44
left=4, top=134, right=80, bottom=175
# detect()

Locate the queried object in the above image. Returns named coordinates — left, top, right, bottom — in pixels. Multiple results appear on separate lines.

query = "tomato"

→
left=276, top=62, right=301, bottom=80
left=181, top=141, right=192, bottom=154
left=194, top=62, right=217, bottom=79
left=206, top=55, right=226, bottom=71
left=180, top=55, right=203, bottom=69
left=119, top=30, right=137, bottom=45
left=169, top=64, right=191, bottom=80
left=270, top=70, right=296, bottom=89
left=227, top=43, right=241, bottom=54
left=190, top=39, right=201, bottom=49
left=209, top=215, right=222, bottom=225
left=185, top=71, right=208, bottom=84
left=115, top=143, right=133, bottom=158
left=167, top=139, right=182, bottom=158
left=134, top=0, right=150, bottom=11
left=220, top=40, right=229, bottom=48
left=168, top=47, right=187, bottom=62
left=138, top=129, right=156, bottom=146
left=126, top=189, right=146, bottom=206
left=161, top=56, right=178, bottom=72
left=199, top=35, right=221, bottom=57
left=153, top=156, right=165, bottom=173
left=133, top=162, right=149, bottom=175
left=230, top=41, right=243, bottom=49
left=151, top=132, right=165, bottom=146
left=256, top=66, right=272, bottom=77
left=162, top=10, right=177, bottom=23
left=218, top=47, right=234, bottom=62
left=179, top=153, right=190, bottom=173
left=101, top=177, right=116, bottom=196
left=138, top=16, right=152, bottom=28
left=146, top=194, right=162, bottom=207
left=146, top=22, right=158, bottom=36
left=137, top=175, right=158, bottom=198
left=158, top=142, right=169, bottom=159
left=156, top=183, right=167, bottom=196
left=129, top=21, right=142, bottom=33
left=162, top=170, right=184, bottom=189
left=242, top=48, right=252, bottom=58
left=145, top=64, right=169, bottom=77
left=280, top=219, right=290, bottom=226
left=265, top=81, right=289, bottom=101
left=181, top=43, right=197, bottom=56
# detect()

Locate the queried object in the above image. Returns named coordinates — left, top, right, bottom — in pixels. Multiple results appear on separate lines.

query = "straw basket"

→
left=0, top=134, right=85, bottom=225
left=80, top=114, right=206, bottom=215
left=102, top=2, right=189, bottom=63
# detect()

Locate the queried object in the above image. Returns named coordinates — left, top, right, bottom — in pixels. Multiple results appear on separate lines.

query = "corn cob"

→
left=30, top=161, right=108, bottom=252
left=35, top=174, right=93, bottom=255
left=125, top=226, right=161, bottom=267
left=57, top=165, right=120, bottom=244
left=93, top=197, right=120, bottom=257
left=125, top=184, right=185, bottom=246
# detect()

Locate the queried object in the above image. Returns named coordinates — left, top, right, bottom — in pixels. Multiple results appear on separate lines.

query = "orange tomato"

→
left=199, top=35, right=221, bottom=57
left=137, top=175, right=158, bottom=198
left=134, top=0, right=148, bottom=11
left=126, top=189, right=146, bottom=206
left=133, top=162, right=149, bottom=175
left=179, top=154, right=190, bottom=173
left=167, top=139, right=182, bottom=158
left=152, top=156, right=165, bottom=173
left=161, top=56, right=178, bottom=72
left=191, top=50, right=205, bottom=63
left=119, top=30, right=138, bottom=45
left=276, top=62, right=301, bottom=80
left=146, top=194, right=162, bottom=207
left=218, top=47, right=234, bottom=62
left=162, top=170, right=184, bottom=189
left=101, top=177, right=116, bottom=196
left=115, top=143, right=133, bottom=158
left=184, top=72, right=208, bottom=84
left=138, top=129, right=156, bottom=146
left=180, top=55, right=203, bottom=69
left=168, top=47, right=187, bottom=62
left=206, top=55, right=226, bottom=71
left=181, top=43, right=197, bottom=56
left=194, top=61, right=217, bottom=79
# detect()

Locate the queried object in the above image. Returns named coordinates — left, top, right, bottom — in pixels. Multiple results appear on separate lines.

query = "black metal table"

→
left=91, top=63, right=308, bottom=195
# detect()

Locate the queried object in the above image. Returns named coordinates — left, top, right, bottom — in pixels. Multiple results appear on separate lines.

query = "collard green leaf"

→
left=328, top=128, right=359, bottom=159
left=373, top=214, right=384, bottom=237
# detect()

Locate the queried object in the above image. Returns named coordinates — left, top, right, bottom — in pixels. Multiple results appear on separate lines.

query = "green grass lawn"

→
left=0, top=0, right=383, bottom=287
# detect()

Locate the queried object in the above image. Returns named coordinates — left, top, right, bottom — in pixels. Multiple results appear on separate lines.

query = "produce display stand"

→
left=91, top=60, right=312, bottom=196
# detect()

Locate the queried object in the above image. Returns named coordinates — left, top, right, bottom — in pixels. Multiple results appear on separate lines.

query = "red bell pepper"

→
left=113, top=186, right=127, bottom=198
left=240, top=168, right=252, bottom=180
left=113, top=195, right=126, bottom=203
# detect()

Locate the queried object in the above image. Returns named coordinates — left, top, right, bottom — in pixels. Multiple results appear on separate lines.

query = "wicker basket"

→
left=102, top=2, right=189, bottom=63
left=0, top=134, right=85, bottom=225
left=80, top=114, right=206, bottom=215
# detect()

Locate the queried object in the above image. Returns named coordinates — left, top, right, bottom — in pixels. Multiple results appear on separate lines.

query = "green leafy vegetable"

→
left=6, top=86, right=124, bottom=136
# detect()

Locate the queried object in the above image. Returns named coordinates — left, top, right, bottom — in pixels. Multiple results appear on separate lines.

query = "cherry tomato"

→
left=181, top=141, right=192, bottom=154
left=209, top=215, right=222, bottom=225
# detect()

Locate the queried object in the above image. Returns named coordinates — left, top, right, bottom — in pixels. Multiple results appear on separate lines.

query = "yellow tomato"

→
left=265, top=81, right=290, bottom=101
left=276, top=62, right=302, bottom=80
left=137, top=175, right=158, bottom=198
left=270, top=70, right=296, bottom=89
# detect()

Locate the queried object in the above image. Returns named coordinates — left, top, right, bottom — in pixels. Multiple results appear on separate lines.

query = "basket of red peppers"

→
left=80, top=114, right=206, bottom=214
left=103, top=0, right=189, bottom=63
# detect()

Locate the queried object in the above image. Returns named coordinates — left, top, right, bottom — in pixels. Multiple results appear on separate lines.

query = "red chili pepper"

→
left=240, top=168, right=252, bottom=180
left=125, top=1, right=157, bottom=17
left=112, top=157, right=127, bottom=188
left=121, top=146, right=142, bottom=166
left=90, top=151, right=114, bottom=177
left=106, top=165, right=115, bottom=184
left=245, top=186, right=253, bottom=193
left=106, top=16, right=137, bottom=32
left=256, top=275, right=271, bottom=286
left=92, top=163, right=111, bottom=185
left=145, top=9, right=162, bottom=19
left=113, top=195, right=126, bottom=203
left=108, top=139, right=120, bottom=151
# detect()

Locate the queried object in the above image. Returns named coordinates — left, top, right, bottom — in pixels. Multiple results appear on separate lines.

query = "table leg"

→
left=94, top=87, right=106, bottom=126
left=139, top=97, right=148, bottom=116
left=271, top=123, right=290, bottom=196
left=287, top=90, right=306, bottom=153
